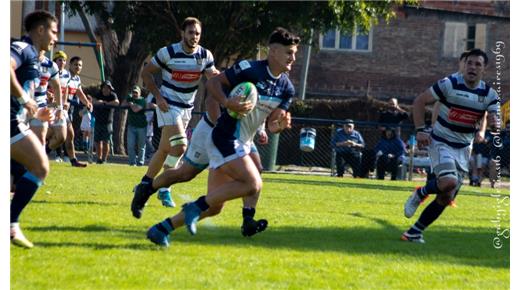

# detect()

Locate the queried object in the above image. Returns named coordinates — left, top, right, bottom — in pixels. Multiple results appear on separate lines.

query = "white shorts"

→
left=155, top=105, right=192, bottom=129
left=208, top=136, right=252, bottom=169
left=50, top=111, right=68, bottom=127
left=183, top=116, right=213, bottom=170
left=81, top=119, right=91, bottom=132
left=10, top=122, right=31, bottom=145
left=428, top=138, right=472, bottom=175
left=29, top=118, right=48, bottom=128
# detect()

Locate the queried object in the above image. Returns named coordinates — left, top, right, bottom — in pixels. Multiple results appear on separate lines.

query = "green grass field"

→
left=11, top=162, right=510, bottom=289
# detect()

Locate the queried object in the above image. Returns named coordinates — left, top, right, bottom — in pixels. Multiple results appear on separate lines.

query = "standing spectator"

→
left=378, top=98, right=409, bottom=136
left=332, top=119, right=365, bottom=178
left=144, top=93, right=156, bottom=160
left=93, top=80, right=119, bottom=164
left=123, top=85, right=155, bottom=166
left=374, top=128, right=406, bottom=180
left=79, top=95, right=93, bottom=153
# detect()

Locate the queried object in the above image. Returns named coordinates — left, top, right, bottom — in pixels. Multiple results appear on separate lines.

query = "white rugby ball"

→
left=227, top=82, right=258, bottom=119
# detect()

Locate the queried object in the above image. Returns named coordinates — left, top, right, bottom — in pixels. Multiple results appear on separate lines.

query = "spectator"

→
left=122, top=85, right=155, bottom=166
left=489, top=121, right=510, bottom=188
left=144, top=93, right=156, bottom=160
left=332, top=119, right=365, bottom=178
left=378, top=98, right=409, bottom=136
left=79, top=95, right=93, bottom=153
left=93, top=80, right=119, bottom=164
left=374, top=128, right=406, bottom=180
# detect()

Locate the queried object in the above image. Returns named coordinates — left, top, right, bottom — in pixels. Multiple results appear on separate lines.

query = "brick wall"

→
left=291, top=6, right=510, bottom=103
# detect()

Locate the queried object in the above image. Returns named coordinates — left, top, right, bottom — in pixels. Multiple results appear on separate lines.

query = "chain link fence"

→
left=67, top=104, right=510, bottom=182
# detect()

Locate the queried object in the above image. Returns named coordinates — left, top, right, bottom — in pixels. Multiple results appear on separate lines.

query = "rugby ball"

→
left=227, top=82, right=258, bottom=119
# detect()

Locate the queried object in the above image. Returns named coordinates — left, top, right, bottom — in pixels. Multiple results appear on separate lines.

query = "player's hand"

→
left=55, top=109, right=64, bottom=120
left=275, top=111, right=291, bottom=130
left=416, top=131, right=431, bottom=148
left=23, top=99, right=38, bottom=118
left=156, top=95, right=169, bottom=112
left=86, top=101, right=93, bottom=112
left=474, top=131, right=485, bottom=143
left=35, top=107, right=55, bottom=122
left=63, top=102, right=70, bottom=111
left=225, top=95, right=253, bottom=117
left=257, top=130, right=268, bottom=145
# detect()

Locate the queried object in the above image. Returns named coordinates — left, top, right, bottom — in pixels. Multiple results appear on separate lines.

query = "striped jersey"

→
left=49, top=68, right=71, bottom=98
left=213, top=59, right=294, bottom=147
left=151, top=42, right=215, bottom=107
left=35, top=56, right=59, bottom=107
left=66, top=74, right=82, bottom=102
left=430, top=72, right=499, bottom=148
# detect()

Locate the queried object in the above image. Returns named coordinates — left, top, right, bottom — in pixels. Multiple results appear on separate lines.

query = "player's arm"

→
left=413, top=89, right=437, bottom=147
left=10, top=57, right=37, bottom=117
left=142, top=62, right=167, bottom=112
left=431, top=101, right=440, bottom=124
left=267, top=108, right=291, bottom=134
left=76, top=87, right=92, bottom=110
left=475, top=111, right=488, bottom=143
left=206, top=73, right=252, bottom=115
left=204, top=67, right=220, bottom=79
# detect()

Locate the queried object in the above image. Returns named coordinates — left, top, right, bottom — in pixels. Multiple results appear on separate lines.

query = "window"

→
left=320, top=26, right=372, bottom=52
left=443, top=22, right=486, bottom=57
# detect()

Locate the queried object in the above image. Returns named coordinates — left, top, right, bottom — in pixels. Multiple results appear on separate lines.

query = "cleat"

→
left=71, top=160, right=87, bottom=168
left=131, top=183, right=153, bottom=219
left=404, top=187, right=429, bottom=218
left=241, top=218, right=268, bottom=237
left=158, top=188, right=175, bottom=208
left=10, top=226, right=33, bottom=249
left=146, top=225, right=170, bottom=247
left=400, top=232, right=425, bottom=244
left=182, top=202, right=201, bottom=235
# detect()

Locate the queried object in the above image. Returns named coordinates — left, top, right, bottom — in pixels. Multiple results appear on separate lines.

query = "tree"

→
left=65, top=0, right=409, bottom=154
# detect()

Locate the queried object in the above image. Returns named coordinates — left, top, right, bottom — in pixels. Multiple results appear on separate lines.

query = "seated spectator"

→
left=378, top=98, right=409, bottom=136
left=332, top=119, right=365, bottom=178
left=374, top=128, right=406, bottom=180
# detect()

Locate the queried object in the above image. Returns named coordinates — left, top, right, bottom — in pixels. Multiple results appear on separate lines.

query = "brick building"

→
left=292, top=1, right=510, bottom=103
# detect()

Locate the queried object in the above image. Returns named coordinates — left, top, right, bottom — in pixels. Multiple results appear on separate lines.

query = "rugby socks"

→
left=194, top=195, right=210, bottom=211
left=242, top=207, right=256, bottom=221
left=155, top=218, right=175, bottom=235
left=408, top=200, right=446, bottom=235
left=11, top=171, right=42, bottom=223
left=140, top=175, right=156, bottom=196
left=11, top=160, right=27, bottom=186
left=417, top=178, right=439, bottom=199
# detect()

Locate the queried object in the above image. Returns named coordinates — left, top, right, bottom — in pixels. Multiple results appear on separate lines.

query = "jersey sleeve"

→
left=486, top=88, right=500, bottom=113
left=10, top=41, right=29, bottom=70
left=429, top=77, right=451, bottom=102
left=204, top=50, right=216, bottom=72
left=151, top=46, right=169, bottom=71
left=225, top=60, right=253, bottom=88
left=50, top=61, right=60, bottom=80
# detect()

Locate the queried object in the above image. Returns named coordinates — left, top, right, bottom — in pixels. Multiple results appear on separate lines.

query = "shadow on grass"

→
left=25, top=220, right=509, bottom=269
left=263, top=177, right=510, bottom=198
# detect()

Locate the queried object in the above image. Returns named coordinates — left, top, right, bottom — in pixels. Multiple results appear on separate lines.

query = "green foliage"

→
left=11, top=162, right=509, bottom=289
left=63, top=0, right=412, bottom=66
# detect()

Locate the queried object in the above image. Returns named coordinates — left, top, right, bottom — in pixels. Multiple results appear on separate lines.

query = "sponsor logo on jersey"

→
left=448, top=107, right=482, bottom=125
left=171, top=70, right=201, bottom=82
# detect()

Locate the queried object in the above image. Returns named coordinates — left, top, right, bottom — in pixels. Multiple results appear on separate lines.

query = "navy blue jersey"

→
left=214, top=60, right=295, bottom=144
left=11, top=36, right=40, bottom=121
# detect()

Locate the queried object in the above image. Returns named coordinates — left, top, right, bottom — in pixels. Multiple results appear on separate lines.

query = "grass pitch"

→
left=11, top=162, right=510, bottom=289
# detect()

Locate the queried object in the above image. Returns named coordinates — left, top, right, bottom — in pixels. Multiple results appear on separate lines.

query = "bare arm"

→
left=413, top=89, right=437, bottom=129
left=10, top=58, right=37, bottom=117
left=431, top=101, right=440, bottom=125
left=142, top=63, right=167, bottom=112
left=76, top=87, right=93, bottom=110
left=206, top=73, right=252, bottom=115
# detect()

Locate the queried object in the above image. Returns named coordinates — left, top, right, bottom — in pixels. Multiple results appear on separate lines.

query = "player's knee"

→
left=31, top=160, right=50, bottom=181
left=245, top=176, right=262, bottom=196
left=435, top=192, right=452, bottom=206
left=437, top=176, right=458, bottom=194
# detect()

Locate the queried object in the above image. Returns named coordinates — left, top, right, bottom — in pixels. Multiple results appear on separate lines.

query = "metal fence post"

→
left=265, top=132, right=280, bottom=171
left=330, top=124, right=336, bottom=176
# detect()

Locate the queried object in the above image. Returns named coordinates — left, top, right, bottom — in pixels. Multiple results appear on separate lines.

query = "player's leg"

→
left=127, top=126, right=137, bottom=166
left=47, top=120, right=67, bottom=150
left=402, top=142, right=461, bottom=243
left=65, top=121, right=86, bottom=167
left=376, top=155, right=387, bottom=180
left=136, top=127, right=147, bottom=166
left=241, top=150, right=268, bottom=237
left=335, top=152, right=345, bottom=177
left=146, top=168, right=228, bottom=246
left=11, top=131, right=50, bottom=248
left=29, top=119, right=48, bottom=146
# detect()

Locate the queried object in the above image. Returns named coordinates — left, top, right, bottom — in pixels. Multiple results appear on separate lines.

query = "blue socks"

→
left=11, top=171, right=42, bottom=223
left=155, top=218, right=175, bottom=235
left=194, top=196, right=209, bottom=211
left=242, top=207, right=256, bottom=220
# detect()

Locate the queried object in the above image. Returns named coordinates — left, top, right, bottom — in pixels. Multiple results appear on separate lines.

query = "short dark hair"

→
left=269, top=27, right=300, bottom=46
left=24, top=10, right=58, bottom=32
left=182, top=17, right=202, bottom=31
left=459, top=50, right=470, bottom=61
left=69, top=56, right=82, bottom=64
left=466, top=48, right=488, bottom=65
